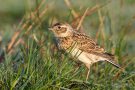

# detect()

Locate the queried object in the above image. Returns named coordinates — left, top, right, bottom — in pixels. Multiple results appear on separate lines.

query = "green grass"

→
left=0, top=0, right=135, bottom=90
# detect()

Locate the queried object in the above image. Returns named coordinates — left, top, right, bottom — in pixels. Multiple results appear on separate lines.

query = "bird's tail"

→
left=104, top=52, right=121, bottom=68
left=106, top=59, right=121, bottom=68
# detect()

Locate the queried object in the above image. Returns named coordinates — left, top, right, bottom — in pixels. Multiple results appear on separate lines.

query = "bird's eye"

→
left=58, top=26, right=61, bottom=29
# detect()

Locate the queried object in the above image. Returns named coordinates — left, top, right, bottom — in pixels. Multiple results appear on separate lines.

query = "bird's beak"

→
left=48, top=27, right=53, bottom=31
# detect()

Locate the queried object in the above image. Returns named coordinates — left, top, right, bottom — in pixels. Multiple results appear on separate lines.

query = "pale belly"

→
left=67, top=47, right=106, bottom=64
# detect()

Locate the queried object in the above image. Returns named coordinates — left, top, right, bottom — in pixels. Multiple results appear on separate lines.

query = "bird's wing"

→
left=72, top=32, right=121, bottom=68
left=73, top=32, right=105, bottom=54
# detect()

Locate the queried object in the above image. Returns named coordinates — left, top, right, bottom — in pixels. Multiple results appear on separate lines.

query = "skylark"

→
left=49, top=23, right=121, bottom=81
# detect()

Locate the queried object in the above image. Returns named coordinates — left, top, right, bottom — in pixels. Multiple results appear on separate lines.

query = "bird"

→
left=49, top=22, right=121, bottom=81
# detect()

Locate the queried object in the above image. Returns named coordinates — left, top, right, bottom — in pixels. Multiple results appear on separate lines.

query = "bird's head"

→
left=49, top=23, right=74, bottom=37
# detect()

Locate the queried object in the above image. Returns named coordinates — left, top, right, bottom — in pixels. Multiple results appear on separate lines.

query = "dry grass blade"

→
left=133, top=15, right=135, bottom=19
left=7, top=20, right=30, bottom=54
left=0, top=35, right=2, bottom=42
left=35, top=0, right=46, bottom=11
left=33, top=34, right=39, bottom=43
left=95, top=9, right=105, bottom=44
left=7, top=31, right=21, bottom=53
left=25, top=6, right=48, bottom=34
left=8, top=38, right=26, bottom=54
left=76, top=8, right=89, bottom=30
left=6, top=17, right=26, bottom=53
left=7, top=0, right=47, bottom=54
left=120, top=0, right=124, bottom=7
left=72, top=5, right=99, bottom=27
left=71, top=1, right=111, bottom=28
left=64, top=0, right=79, bottom=18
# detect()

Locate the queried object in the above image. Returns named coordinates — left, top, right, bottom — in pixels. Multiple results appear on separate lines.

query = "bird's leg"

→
left=86, top=69, right=90, bottom=81
left=85, top=63, right=91, bottom=81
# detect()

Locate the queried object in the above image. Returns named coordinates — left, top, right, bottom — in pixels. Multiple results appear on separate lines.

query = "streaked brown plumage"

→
left=49, top=23, right=121, bottom=81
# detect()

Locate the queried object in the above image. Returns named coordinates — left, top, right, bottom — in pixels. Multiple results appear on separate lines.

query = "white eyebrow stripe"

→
left=61, top=25, right=67, bottom=27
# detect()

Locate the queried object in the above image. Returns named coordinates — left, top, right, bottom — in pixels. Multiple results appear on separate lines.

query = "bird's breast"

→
left=58, top=37, right=74, bottom=50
